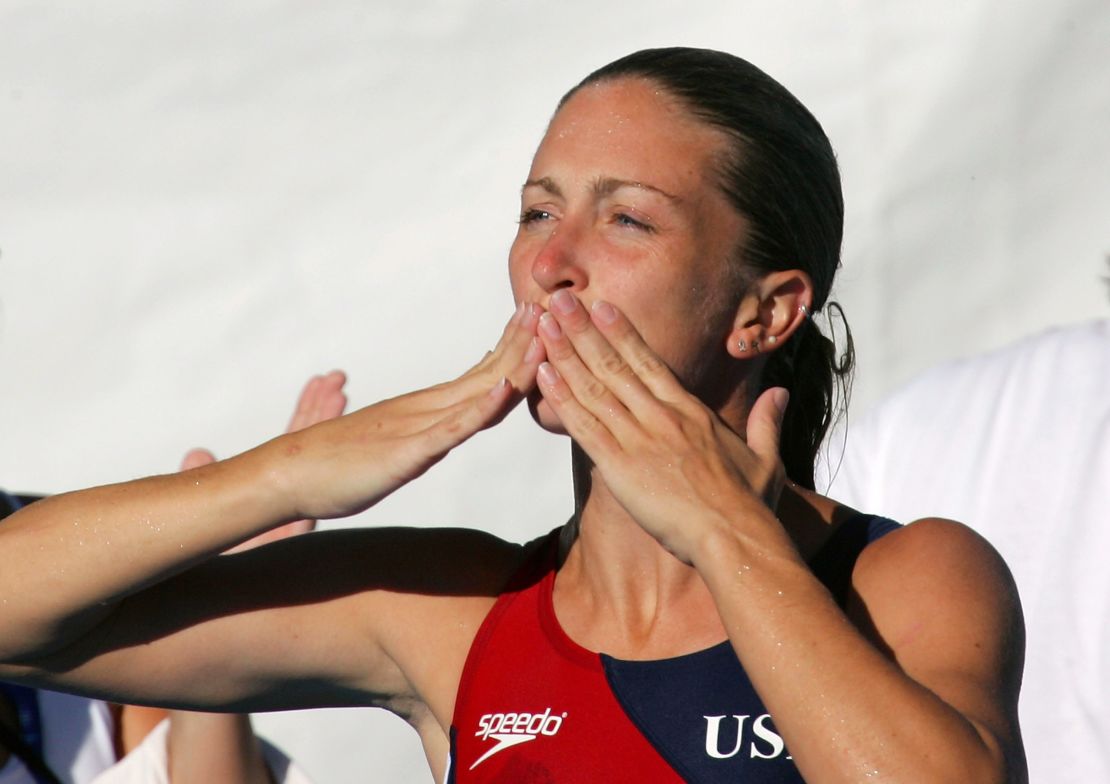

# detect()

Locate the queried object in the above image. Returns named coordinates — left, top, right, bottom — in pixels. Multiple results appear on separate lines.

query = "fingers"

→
left=180, top=448, right=217, bottom=472
left=512, top=318, right=548, bottom=394
left=400, top=377, right=517, bottom=477
left=227, top=374, right=348, bottom=551
left=485, top=303, right=546, bottom=394
left=287, top=371, right=349, bottom=434
left=582, top=295, right=685, bottom=404
left=443, top=303, right=545, bottom=422
left=436, top=303, right=545, bottom=410
left=537, top=310, right=639, bottom=441
left=746, top=387, right=788, bottom=465
left=534, top=290, right=694, bottom=460
left=538, top=290, right=682, bottom=421
left=535, top=361, right=621, bottom=457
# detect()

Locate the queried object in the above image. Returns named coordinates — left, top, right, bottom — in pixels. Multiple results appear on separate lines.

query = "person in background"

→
left=0, top=371, right=346, bottom=784
left=829, top=314, right=1110, bottom=783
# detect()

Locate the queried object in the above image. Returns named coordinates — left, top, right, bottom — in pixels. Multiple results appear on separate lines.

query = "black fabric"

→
left=0, top=492, right=62, bottom=783
left=809, top=513, right=901, bottom=604
left=0, top=709, right=63, bottom=784
left=0, top=492, right=45, bottom=521
left=446, top=725, right=458, bottom=784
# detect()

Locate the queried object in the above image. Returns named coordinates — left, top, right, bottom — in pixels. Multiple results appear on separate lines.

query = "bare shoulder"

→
left=850, top=518, right=1024, bottom=658
left=852, top=517, right=1021, bottom=619
left=847, top=518, right=1025, bottom=753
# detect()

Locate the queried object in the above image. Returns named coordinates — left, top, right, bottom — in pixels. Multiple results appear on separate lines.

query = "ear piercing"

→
left=739, top=305, right=809, bottom=355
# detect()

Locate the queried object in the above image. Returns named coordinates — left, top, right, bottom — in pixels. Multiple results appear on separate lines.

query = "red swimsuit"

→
left=448, top=515, right=899, bottom=783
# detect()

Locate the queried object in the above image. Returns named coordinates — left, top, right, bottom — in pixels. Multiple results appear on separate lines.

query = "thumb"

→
left=179, top=448, right=217, bottom=472
left=746, top=387, right=788, bottom=465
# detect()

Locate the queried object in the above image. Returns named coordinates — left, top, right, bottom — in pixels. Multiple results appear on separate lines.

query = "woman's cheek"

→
left=507, top=236, right=538, bottom=298
left=527, top=390, right=569, bottom=436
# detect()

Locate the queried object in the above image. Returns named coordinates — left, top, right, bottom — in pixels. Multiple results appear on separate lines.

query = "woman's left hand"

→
left=534, top=289, right=789, bottom=564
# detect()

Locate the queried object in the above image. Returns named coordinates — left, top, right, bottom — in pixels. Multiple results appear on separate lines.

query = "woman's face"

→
left=509, top=77, right=749, bottom=431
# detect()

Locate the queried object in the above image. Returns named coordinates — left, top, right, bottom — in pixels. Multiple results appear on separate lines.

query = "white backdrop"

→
left=1, top=1, right=1107, bottom=781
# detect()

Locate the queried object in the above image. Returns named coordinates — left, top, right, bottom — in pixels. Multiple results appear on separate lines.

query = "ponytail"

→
left=761, top=303, right=854, bottom=490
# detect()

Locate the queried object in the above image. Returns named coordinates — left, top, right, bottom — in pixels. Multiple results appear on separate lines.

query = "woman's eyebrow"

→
left=593, top=177, right=682, bottom=204
left=521, top=176, right=562, bottom=197
left=521, top=176, right=682, bottom=204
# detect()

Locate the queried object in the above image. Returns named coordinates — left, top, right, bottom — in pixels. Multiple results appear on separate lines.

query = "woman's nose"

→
left=530, top=227, right=588, bottom=294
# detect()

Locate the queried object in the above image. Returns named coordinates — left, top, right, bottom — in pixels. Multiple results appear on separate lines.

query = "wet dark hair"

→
left=560, top=47, right=854, bottom=490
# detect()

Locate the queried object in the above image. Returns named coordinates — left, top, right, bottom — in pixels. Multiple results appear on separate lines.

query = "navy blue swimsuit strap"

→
left=808, top=512, right=901, bottom=605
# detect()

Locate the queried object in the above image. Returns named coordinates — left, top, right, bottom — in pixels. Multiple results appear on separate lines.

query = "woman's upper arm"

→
left=850, top=518, right=1026, bottom=766
left=8, top=527, right=522, bottom=718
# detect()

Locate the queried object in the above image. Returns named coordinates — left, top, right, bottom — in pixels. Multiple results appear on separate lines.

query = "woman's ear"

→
left=726, top=269, right=814, bottom=359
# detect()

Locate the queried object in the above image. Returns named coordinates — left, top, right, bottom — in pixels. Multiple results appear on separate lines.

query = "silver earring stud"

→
left=767, top=335, right=778, bottom=345
left=738, top=339, right=748, bottom=352
left=799, top=304, right=811, bottom=318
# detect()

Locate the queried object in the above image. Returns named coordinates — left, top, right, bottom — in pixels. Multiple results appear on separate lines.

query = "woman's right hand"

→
left=0, top=303, right=543, bottom=670
left=270, top=302, right=546, bottom=521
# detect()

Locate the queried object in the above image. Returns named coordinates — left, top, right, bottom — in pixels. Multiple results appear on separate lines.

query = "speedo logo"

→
left=470, top=708, right=567, bottom=769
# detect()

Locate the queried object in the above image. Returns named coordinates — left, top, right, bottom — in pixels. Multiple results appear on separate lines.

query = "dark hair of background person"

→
left=0, top=492, right=65, bottom=784
left=560, top=47, right=854, bottom=490
left=0, top=493, right=43, bottom=520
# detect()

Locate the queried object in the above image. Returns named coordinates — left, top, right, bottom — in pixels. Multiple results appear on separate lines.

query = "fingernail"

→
left=539, top=312, right=563, bottom=339
left=524, top=336, right=543, bottom=363
left=592, top=300, right=617, bottom=325
left=551, top=289, right=577, bottom=314
left=773, top=388, right=790, bottom=415
left=537, top=362, right=560, bottom=385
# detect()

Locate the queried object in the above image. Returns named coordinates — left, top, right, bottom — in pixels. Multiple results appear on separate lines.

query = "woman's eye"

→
left=613, top=212, right=653, bottom=232
left=518, top=208, right=552, bottom=225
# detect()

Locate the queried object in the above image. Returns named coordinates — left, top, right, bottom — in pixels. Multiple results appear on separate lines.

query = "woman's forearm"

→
left=693, top=513, right=1022, bottom=784
left=0, top=440, right=292, bottom=663
left=167, top=711, right=274, bottom=784
left=0, top=307, right=543, bottom=669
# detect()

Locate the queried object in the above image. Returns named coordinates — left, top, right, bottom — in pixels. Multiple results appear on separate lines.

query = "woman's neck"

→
left=555, top=452, right=726, bottom=658
left=554, top=445, right=848, bottom=658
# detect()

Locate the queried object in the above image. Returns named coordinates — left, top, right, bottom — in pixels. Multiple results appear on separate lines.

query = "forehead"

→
left=530, top=78, right=727, bottom=195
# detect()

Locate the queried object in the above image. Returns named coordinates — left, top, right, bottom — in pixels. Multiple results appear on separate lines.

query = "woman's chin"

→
left=526, top=391, right=569, bottom=436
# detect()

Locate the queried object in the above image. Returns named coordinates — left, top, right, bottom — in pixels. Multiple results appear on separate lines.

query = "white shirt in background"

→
left=826, top=319, right=1110, bottom=782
